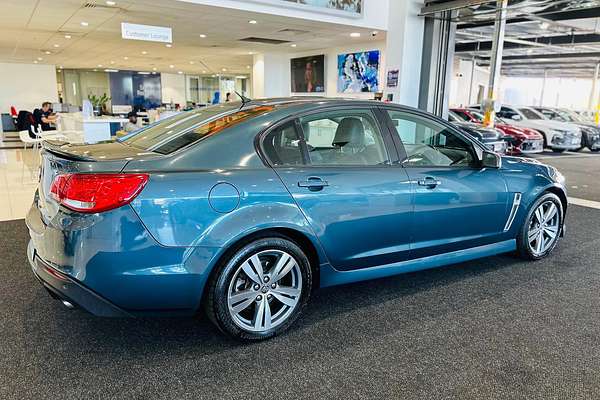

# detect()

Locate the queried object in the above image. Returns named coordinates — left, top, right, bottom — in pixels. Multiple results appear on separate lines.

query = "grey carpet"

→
left=1, top=205, right=599, bottom=399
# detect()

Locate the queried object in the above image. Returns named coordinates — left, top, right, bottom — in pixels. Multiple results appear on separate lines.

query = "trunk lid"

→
left=37, top=140, right=157, bottom=224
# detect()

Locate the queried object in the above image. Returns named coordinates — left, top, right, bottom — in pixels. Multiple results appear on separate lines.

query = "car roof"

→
left=234, top=97, right=423, bottom=114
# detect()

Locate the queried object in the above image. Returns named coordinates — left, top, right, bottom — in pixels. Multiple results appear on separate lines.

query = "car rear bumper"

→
left=27, top=240, right=132, bottom=317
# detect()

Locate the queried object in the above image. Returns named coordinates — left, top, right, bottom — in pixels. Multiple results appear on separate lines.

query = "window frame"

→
left=256, top=105, right=400, bottom=169
left=378, top=105, right=486, bottom=170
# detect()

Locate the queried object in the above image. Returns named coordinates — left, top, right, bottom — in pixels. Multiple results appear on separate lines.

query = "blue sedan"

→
left=26, top=98, right=567, bottom=340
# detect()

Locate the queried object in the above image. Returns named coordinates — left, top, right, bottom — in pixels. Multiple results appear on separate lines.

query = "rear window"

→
left=120, top=104, right=274, bottom=154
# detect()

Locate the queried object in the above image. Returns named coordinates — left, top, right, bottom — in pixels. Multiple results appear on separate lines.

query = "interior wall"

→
left=0, top=62, right=58, bottom=112
left=161, top=72, right=187, bottom=105
left=288, top=41, right=386, bottom=99
left=449, top=58, right=490, bottom=107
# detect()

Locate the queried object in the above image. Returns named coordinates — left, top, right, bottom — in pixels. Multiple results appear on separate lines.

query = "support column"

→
left=418, top=9, right=457, bottom=117
left=588, top=63, right=599, bottom=111
left=482, top=0, right=508, bottom=128
left=468, top=56, right=476, bottom=105
left=252, top=53, right=289, bottom=99
left=384, top=0, right=426, bottom=107
left=540, top=69, right=548, bottom=106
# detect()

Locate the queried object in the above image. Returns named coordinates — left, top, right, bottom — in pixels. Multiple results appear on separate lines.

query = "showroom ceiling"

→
left=0, top=0, right=384, bottom=75
left=425, top=0, right=600, bottom=78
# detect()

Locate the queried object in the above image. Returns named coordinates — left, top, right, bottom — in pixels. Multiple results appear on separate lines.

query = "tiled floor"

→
left=0, top=149, right=39, bottom=222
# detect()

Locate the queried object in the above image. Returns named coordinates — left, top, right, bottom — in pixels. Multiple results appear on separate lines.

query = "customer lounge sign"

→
left=121, top=23, right=172, bottom=43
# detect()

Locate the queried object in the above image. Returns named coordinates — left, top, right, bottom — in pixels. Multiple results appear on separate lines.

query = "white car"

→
left=494, top=105, right=582, bottom=153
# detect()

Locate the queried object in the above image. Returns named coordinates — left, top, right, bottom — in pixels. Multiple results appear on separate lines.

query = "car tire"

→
left=516, top=192, right=563, bottom=261
left=204, top=235, right=312, bottom=341
left=552, top=148, right=566, bottom=153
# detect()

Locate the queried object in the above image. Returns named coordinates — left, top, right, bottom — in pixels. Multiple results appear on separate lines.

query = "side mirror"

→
left=511, top=114, right=522, bottom=121
left=481, top=150, right=502, bottom=169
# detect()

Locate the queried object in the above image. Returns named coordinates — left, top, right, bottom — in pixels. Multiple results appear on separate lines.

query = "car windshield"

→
left=557, top=110, right=580, bottom=122
left=519, top=108, right=543, bottom=120
left=467, top=110, right=504, bottom=125
left=120, top=104, right=274, bottom=154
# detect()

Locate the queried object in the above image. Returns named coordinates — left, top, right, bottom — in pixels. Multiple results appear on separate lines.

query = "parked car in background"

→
left=448, top=111, right=508, bottom=154
left=490, top=105, right=582, bottom=153
left=450, top=108, right=544, bottom=155
left=27, top=98, right=568, bottom=340
left=531, top=107, right=600, bottom=152
left=573, top=109, right=596, bottom=123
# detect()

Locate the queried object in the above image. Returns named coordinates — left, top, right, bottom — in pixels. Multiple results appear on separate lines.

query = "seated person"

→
left=123, top=111, right=141, bottom=133
left=32, top=102, right=58, bottom=131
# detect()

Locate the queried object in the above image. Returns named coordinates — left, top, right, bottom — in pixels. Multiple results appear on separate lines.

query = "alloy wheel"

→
left=527, top=200, right=560, bottom=256
left=227, top=249, right=302, bottom=333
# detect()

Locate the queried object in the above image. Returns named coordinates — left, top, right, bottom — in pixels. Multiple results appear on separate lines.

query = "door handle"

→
left=298, top=177, right=329, bottom=191
left=417, top=177, right=441, bottom=188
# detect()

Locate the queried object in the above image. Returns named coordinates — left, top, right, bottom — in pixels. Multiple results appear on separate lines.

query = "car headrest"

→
left=332, top=117, right=365, bottom=147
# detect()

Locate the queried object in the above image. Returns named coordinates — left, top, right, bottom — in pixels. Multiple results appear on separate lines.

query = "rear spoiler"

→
left=41, top=140, right=95, bottom=161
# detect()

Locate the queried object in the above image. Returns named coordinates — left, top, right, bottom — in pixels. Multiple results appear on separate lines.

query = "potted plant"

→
left=88, top=93, right=111, bottom=116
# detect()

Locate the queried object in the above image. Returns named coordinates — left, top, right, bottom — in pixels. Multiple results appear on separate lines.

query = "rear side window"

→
left=298, top=109, right=390, bottom=166
left=122, top=105, right=274, bottom=154
left=262, top=122, right=304, bottom=166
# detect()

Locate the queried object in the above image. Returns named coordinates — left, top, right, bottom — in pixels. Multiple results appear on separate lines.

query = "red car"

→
left=450, top=108, right=544, bottom=155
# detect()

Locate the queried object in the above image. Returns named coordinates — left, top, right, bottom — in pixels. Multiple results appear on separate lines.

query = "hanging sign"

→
left=121, top=23, right=172, bottom=43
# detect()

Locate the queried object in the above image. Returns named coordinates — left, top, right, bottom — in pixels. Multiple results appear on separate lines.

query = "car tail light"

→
left=49, top=173, right=149, bottom=213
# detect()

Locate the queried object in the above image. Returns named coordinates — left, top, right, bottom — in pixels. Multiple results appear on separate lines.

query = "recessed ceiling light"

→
left=246, top=65, right=251, bottom=69
left=202, top=70, right=207, bottom=73
left=248, top=20, right=257, bottom=24
left=248, top=51, right=254, bottom=55
left=189, top=61, right=195, bottom=64
left=106, top=0, right=116, bottom=5
left=371, top=30, right=379, bottom=35
left=540, top=21, right=549, bottom=29
left=123, top=56, right=129, bottom=60
left=199, top=34, right=207, bottom=38
left=177, top=71, right=183, bottom=74
left=93, top=69, right=98, bottom=71
left=110, top=60, right=115, bottom=64
left=222, top=68, right=227, bottom=72
left=34, top=60, right=38, bottom=64
left=350, top=32, right=361, bottom=37
left=169, top=64, right=174, bottom=68
left=37, top=57, right=43, bottom=61
left=44, top=51, right=51, bottom=55
left=152, top=67, right=157, bottom=71
left=290, top=44, right=297, bottom=47
left=165, top=44, right=172, bottom=48
left=53, top=44, right=60, bottom=48
left=80, top=21, right=89, bottom=27
left=59, top=65, right=64, bottom=69
left=97, top=64, right=103, bottom=68
left=141, top=51, right=147, bottom=55
left=64, top=35, right=72, bottom=39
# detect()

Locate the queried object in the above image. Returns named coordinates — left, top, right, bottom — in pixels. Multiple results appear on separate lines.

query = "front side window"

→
left=299, top=109, right=390, bottom=166
left=386, top=110, right=476, bottom=168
